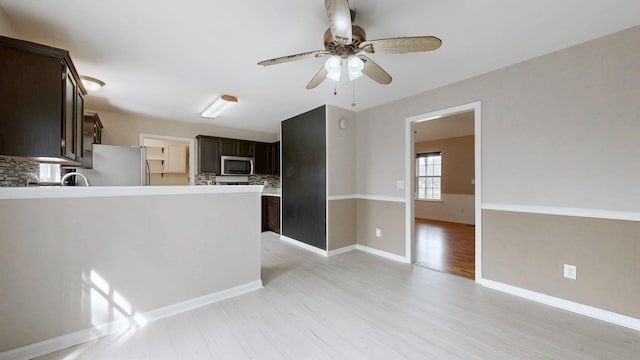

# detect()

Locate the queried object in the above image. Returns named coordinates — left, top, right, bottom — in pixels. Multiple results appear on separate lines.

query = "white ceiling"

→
left=1, top=1, right=639, bottom=136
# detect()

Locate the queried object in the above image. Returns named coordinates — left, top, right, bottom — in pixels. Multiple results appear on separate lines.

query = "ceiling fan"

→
left=257, top=0, right=442, bottom=89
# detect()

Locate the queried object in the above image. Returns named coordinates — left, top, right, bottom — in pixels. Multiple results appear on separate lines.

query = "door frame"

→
left=139, top=133, right=195, bottom=185
left=404, top=101, right=482, bottom=282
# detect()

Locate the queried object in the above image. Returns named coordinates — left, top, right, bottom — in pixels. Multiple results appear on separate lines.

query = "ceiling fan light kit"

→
left=257, top=0, right=442, bottom=89
left=324, top=55, right=342, bottom=81
left=347, top=55, right=364, bottom=81
left=200, top=94, right=238, bottom=119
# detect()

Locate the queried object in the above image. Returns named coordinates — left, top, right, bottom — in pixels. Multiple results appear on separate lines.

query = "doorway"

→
left=404, top=102, right=481, bottom=282
left=139, top=134, right=195, bottom=186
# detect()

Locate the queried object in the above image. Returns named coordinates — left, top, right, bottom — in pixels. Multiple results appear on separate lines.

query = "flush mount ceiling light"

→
left=201, top=95, right=238, bottom=118
left=80, top=75, right=105, bottom=92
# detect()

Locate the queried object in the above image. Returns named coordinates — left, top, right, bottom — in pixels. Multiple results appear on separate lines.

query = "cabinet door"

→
left=261, top=196, right=269, bottom=232
left=0, top=44, right=62, bottom=158
left=266, top=196, right=281, bottom=233
left=165, top=144, right=187, bottom=173
left=198, top=137, right=220, bottom=174
left=238, top=140, right=254, bottom=157
left=62, top=72, right=76, bottom=160
left=82, top=114, right=93, bottom=168
left=219, top=138, right=237, bottom=156
left=272, top=142, right=280, bottom=175
left=254, top=142, right=270, bottom=174
left=75, top=91, right=84, bottom=164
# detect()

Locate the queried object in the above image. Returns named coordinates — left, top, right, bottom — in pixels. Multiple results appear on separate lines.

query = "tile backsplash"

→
left=194, top=173, right=280, bottom=187
left=0, top=156, right=39, bottom=187
left=194, top=173, right=216, bottom=185
left=249, top=174, right=280, bottom=188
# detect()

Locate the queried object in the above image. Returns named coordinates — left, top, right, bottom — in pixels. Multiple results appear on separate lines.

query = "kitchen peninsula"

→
left=0, top=185, right=263, bottom=358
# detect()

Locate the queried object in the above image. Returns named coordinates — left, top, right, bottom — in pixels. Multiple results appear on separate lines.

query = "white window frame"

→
left=415, top=152, right=442, bottom=201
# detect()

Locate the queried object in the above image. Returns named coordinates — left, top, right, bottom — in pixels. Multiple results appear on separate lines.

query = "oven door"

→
left=221, top=156, right=254, bottom=175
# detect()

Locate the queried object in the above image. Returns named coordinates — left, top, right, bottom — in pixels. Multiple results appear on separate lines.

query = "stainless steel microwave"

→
left=221, top=156, right=254, bottom=176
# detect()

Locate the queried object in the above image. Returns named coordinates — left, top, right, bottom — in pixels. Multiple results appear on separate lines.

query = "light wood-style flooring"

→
left=36, top=232, right=639, bottom=359
left=415, top=218, right=475, bottom=279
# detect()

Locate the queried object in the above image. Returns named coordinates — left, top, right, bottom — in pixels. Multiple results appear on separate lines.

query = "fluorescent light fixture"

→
left=347, top=55, right=364, bottom=81
left=201, top=95, right=238, bottom=118
left=324, top=55, right=342, bottom=81
left=80, top=75, right=105, bottom=92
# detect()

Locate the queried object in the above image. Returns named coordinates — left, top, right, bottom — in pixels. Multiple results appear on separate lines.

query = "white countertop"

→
left=262, top=188, right=281, bottom=197
left=0, top=185, right=265, bottom=200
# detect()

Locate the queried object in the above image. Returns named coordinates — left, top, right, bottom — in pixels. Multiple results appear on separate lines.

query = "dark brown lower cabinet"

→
left=262, top=196, right=281, bottom=234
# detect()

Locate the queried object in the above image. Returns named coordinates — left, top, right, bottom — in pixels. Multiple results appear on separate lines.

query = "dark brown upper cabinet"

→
left=0, top=36, right=87, bottom=165
left=237, top=140, right=254, bottom=157
left=254, top=141, right=280, bottom=175
left=197, top=135, right=277, bottom=175
left=219, top=138, right=254, bottom=157
left=81, top=112, right=103, bottom=169
left=218, top=138, right=237, bottom=157
left=197, top=135, right=220, bottom=174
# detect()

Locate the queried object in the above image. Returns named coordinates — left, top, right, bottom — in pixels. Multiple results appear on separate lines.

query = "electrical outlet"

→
left=564, top=264, right=577, bottom=280
left=396, top=180, right=405, bottom=190
left=375, top=228, right=382, bottom=237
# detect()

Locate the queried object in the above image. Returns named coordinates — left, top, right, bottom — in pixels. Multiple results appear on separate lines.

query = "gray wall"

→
left=0, top=7, right=16, bottom=37
left=0, top=192, right=261, bottom=351
left=98, top=110, right=277, bottom=147
left=357, top=26, right=640, bottom=209
left=356, top=26, right=640, bottom=316
left=326, top=105, right=357, bottom=251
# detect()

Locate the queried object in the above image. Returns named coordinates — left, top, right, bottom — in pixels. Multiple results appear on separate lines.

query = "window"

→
left=416, top=152, right=441, bottom=200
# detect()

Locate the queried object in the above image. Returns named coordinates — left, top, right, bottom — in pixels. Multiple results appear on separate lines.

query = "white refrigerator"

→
left=77, top=145, right=147, bottom=186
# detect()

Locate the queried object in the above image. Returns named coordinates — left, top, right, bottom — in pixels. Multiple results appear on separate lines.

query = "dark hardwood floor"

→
left=415, top=218, right=475, bottom=279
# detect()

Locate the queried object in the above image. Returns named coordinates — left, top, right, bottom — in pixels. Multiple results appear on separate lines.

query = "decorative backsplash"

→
left=194, top=173, right=280, bottom=188
left=194, top=173, right=217, bottom=185
left=249, top=174, right=280, bottom=188
left=0, top=156, right=39, bottom=187
left=2, top=156, right=282, bottom=188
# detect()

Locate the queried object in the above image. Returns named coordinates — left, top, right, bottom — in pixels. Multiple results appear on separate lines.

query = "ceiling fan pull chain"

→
left=352, top=79, right=357, bottom=107
left=333, top=83, right=337, bottom=95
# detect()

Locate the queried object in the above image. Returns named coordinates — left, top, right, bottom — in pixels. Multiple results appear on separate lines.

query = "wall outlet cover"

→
left=375, top=228, right=382, bottom=237
left=564, top=264, right=577, bottom=280
left=396, top=180, right=405, bottom=190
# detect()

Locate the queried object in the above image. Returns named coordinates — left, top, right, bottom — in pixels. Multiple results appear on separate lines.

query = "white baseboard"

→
left=479, top=279, right=640, bottom=331
left=278, top=236, right=409, bottom=265
left=327, top=245, right=356, bottom=257
left=355, top=244, right=410, bottom=264
left=279, top=235, right=328, bottom=256
left=416, top=215, right=475, bottom=225
left=0, top=281, right=263, bottom=360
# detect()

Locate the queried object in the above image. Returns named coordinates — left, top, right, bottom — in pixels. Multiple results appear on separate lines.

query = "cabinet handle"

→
left=61, top=138, right=66, bottom=149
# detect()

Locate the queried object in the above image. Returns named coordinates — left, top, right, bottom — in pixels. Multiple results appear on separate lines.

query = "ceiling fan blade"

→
left=325, top=0, right=352, bottom=44
left=306, top=66, right=328, bottom=89
left=360, top=36, right=442, bottom=55
left=358, top=55, right=392, bottom=85
left=258, top=50, right=328, bottom=66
